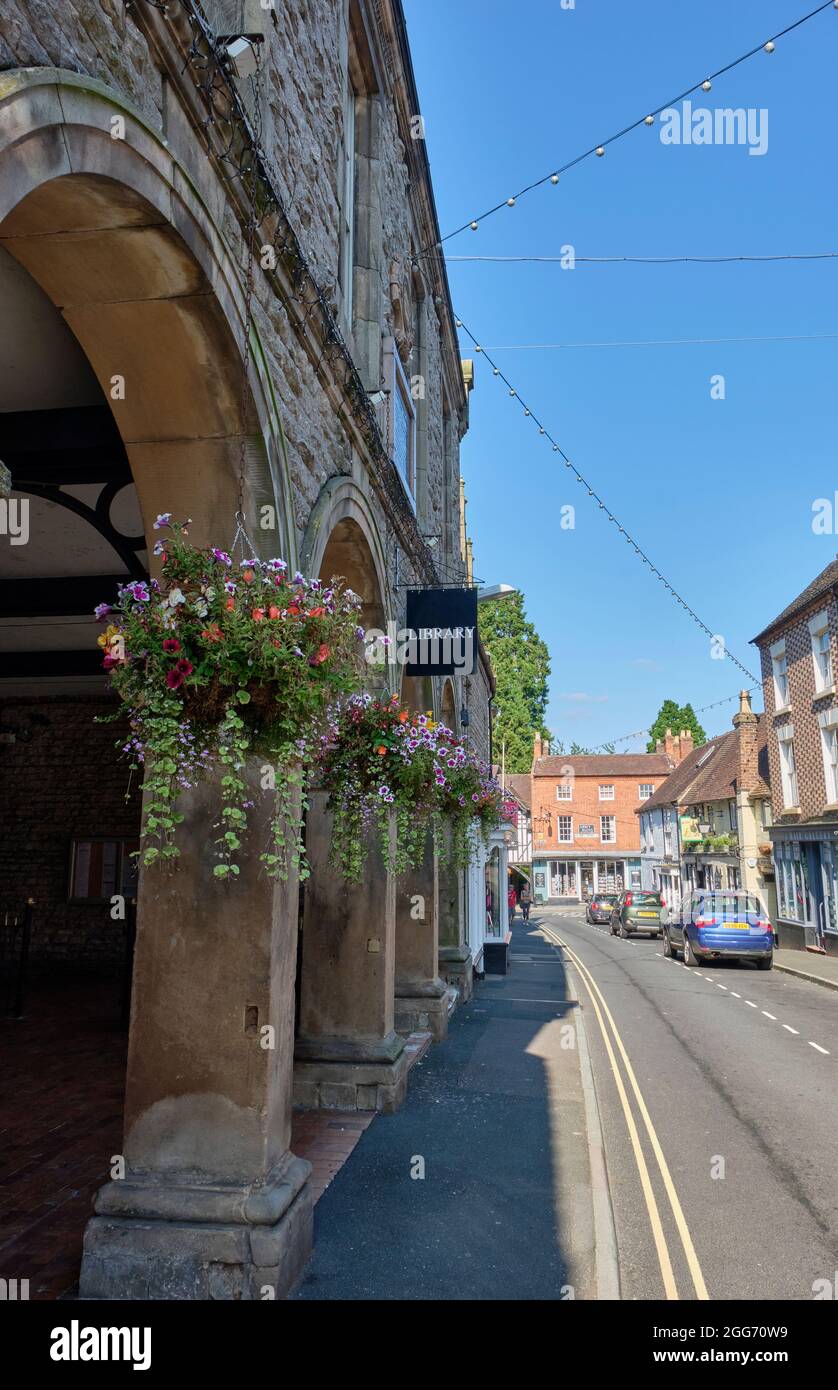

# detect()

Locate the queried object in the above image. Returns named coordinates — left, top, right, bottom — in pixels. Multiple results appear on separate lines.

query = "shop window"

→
left=69, top=839, right=138, bottom=903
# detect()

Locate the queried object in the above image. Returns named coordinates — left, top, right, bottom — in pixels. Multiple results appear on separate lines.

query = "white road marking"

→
left=782, top=1024, right=799, bottom=1034
left=731, top=992, right=742, bottom=998
left=808, top=1041, right=830, bottom=1055
left=745, top=1000, right=757, bottom=1008
left=762, top=1011, right=777, bottom=1020
left=716, top=984, right=727, bottom=990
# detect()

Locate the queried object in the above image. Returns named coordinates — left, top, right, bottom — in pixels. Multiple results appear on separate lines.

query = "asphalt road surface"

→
left=534, top=904, right=838, bottom=1301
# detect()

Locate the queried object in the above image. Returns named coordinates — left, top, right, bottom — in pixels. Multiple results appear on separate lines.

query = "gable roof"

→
left=640, top=719, right=770, bottom=812
left=752, top=557, right=838, bottom=645
left=505, top=773, right=531, bottom=809
left=533, top=753, right=673, bottom=779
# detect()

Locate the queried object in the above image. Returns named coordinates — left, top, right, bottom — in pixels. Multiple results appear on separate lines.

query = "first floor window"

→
left=557, top=815, right=573, bottom=843
left=810, top=611, right=833, bottom=692
left=599, top=784, right=615, bottom=801
left=778, top=729, right=798, bottom=808
left=70, top=838, right=138, bottom=902
left=771, top=639, right=789, bottom=709
left=820, top=717, right=838, bottom=803
left=600, top=815, right=616, bottom=843
left=556, top=782, right=573, bottom=800
left=639, top=783, right=654, bottom=801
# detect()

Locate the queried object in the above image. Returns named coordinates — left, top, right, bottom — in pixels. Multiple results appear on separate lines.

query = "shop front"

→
left=770, top=825, right=838, bottom=957
left=532, top=857, right=642, bottom=903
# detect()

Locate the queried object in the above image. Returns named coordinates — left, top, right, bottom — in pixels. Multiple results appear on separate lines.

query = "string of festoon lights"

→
left=586, top=687, right=761, bottom=755
left=454, top=313, right=761, bottom=684
left=419, top=0, right=838, bottom=257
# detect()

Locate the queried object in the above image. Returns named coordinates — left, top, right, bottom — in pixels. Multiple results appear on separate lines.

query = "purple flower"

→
left=224, top=579, right=237, bottom=594
left=267, top=558, right=288, bottom=572
left=212, top=549, right=232, bottom=566
left=127, top=582, right=149, bottom=603
left=293, top=571, right=305, bottom=585
left=153, top=513, right=172, bottom=530
left=355, top=626, right=366, bottom=640
left=94, top=603, right=112, bottom=621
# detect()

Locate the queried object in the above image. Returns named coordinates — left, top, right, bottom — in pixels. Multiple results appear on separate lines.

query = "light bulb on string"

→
left=764, top=41, right=775, bottom=53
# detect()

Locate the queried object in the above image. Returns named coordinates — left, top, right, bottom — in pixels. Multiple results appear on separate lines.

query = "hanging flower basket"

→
left=317, top=694, right=511, bottom=880
left=96, top=516, right=365, bottom=881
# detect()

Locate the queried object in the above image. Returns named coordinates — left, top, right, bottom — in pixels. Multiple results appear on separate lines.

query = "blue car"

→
left=663, top=889, right=774, bottom=970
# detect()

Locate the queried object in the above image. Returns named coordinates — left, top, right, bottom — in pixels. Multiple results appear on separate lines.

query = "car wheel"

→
left=662, top=929, right=672, bottom=958
left=683, top=934, right=699, bottom=966
left=619, top=920, right=631, bottom=940
left=609, top=916, right=617, bottom=935
left=757, top=954, right=774, bottom=971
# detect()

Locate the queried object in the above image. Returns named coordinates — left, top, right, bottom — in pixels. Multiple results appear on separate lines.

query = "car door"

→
left=669, top=891, right=689, bottom=947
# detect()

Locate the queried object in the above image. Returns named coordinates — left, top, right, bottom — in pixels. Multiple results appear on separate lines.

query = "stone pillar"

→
left=294, top=791, right=407, bottom=1113
left=79, top=762, right=312, bottom=1301
left=438, top=823, right=473, bottom=1003
left=394, top=829, right=449, bottom=1041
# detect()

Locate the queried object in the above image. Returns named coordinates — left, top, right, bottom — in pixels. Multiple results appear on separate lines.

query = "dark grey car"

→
left=585, top=892, right=619, bottom=924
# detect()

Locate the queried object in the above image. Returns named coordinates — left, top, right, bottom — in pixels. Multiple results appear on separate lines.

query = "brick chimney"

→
left=663, top=727, right=676, bottom=759
left=732, top=689, right=758, bottom=791
left=533, top=732, right=543, bottom=763
left=675, top=728, right=694, bottom=763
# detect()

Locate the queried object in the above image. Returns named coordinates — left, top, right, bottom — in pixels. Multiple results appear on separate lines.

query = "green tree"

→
left=646, top=699, right=707, bottom=752
left=478, top=592, right=551, bottom=773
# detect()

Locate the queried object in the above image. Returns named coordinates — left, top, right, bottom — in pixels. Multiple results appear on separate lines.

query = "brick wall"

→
left=0, top=697, right=141, bottom=966
left=759, top=594, right=838, bottom=823
left=531, top=775, right=650, bottom=855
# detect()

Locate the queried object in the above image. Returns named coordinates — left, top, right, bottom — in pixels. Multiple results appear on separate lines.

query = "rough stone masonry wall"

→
left=0, top=698, right=142, bottom=965
left=0, top=0, right=455, bottom=597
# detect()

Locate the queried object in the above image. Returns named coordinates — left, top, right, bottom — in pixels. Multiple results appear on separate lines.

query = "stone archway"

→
left=0, top=69, right=308, bottom=1300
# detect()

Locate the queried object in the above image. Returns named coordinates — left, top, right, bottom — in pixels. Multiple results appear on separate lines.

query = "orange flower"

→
left=307, top=606, right=326, bottom=618
left=225, top=596, right=235, bottom=611
left=268, top=605, right=281, bottom=620
left=242, top=569, right=255, bottom=585
left=398, top=710, right=409, bottom=723
left=310, top=642, right=330, bottom=666
left=287, top=605, right=300, bottom=617
left=251, top=607, right=265, bottom=622
left=200, top=622, right=224, bottom=643
left=377, top=745, right=387, bottom=756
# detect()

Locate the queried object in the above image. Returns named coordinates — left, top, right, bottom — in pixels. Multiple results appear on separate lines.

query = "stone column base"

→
left=394, top=978, right=449, bottom=1041
left=79, top=1154, right=312, bottom=1301
left=293, top=1031, right=408, bottom=1113
left=439, top=946, right=474, bottom=1004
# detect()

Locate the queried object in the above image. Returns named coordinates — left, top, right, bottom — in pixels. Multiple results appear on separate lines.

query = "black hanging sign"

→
left=403, top=587, right=478, bottom=677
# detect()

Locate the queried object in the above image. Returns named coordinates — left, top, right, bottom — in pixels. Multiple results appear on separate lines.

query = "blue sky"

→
left=402, top=0, right=838, bottom=750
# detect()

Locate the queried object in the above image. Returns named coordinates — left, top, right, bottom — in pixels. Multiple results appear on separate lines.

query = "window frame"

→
left=638, top=783, right=654, bottom=801
left=68, top=837, right=139, bottom=905
left=383, top=337, right=417, bottom=505
left=809, top=610, right=833, bottom=694
left=600, top=814, right=616, bottom=844
left=557, top=814, right=573, bottom=844
left=556, top=782, right=573, bottom=801
left=598, top=784, right=615, bottom=802
left=770, top=638, right=790, bottom=711
left=777, top=724, right=799, bottom=808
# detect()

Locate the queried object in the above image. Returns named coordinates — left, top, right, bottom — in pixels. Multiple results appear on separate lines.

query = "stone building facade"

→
left=753, top=558, right=838, bottom=955
left=0, top=0, right=485, bottom=1300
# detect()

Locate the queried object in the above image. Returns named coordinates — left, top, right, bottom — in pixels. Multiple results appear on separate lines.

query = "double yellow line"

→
left=540, top=923, right=709, bottom=1301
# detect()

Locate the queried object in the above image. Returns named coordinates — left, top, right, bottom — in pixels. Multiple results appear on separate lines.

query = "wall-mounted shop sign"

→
left=577, top=823, right=596, bottom=837
left=679, top=815, right=703, bottom=844
left=402, top=587, right=478, bottom=676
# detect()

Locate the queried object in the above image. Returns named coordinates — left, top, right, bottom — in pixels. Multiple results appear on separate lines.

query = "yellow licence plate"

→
left=637, top=911, right=658, bottom=918
left=727, top=922, right=749, bottom=930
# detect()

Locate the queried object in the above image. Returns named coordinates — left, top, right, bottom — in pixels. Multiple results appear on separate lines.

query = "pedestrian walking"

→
left=507, top=884, right=517, bottom=920
left=519, top=881, right=532, bottom=921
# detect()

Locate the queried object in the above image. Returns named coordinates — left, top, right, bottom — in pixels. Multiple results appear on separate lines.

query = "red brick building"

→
left=530, top=734, right=687, bottom=903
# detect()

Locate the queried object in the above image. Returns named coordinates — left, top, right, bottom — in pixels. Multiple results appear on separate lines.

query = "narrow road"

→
left=534, top=904, right=838, bottom=1300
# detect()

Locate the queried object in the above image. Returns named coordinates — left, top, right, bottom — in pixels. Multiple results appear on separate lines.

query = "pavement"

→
left=540, top=905, right=838, bottom=1300
left=774, top=945, right=838, bottom=992
left=293, top=914, right=612, bottom=1300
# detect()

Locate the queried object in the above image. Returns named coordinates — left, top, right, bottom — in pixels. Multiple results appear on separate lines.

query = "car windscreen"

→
left=696, top=893, right=765, bottom=920
left=594, top=895, right=618, bottom=903
left=630, top=893, right=661, bottom=904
